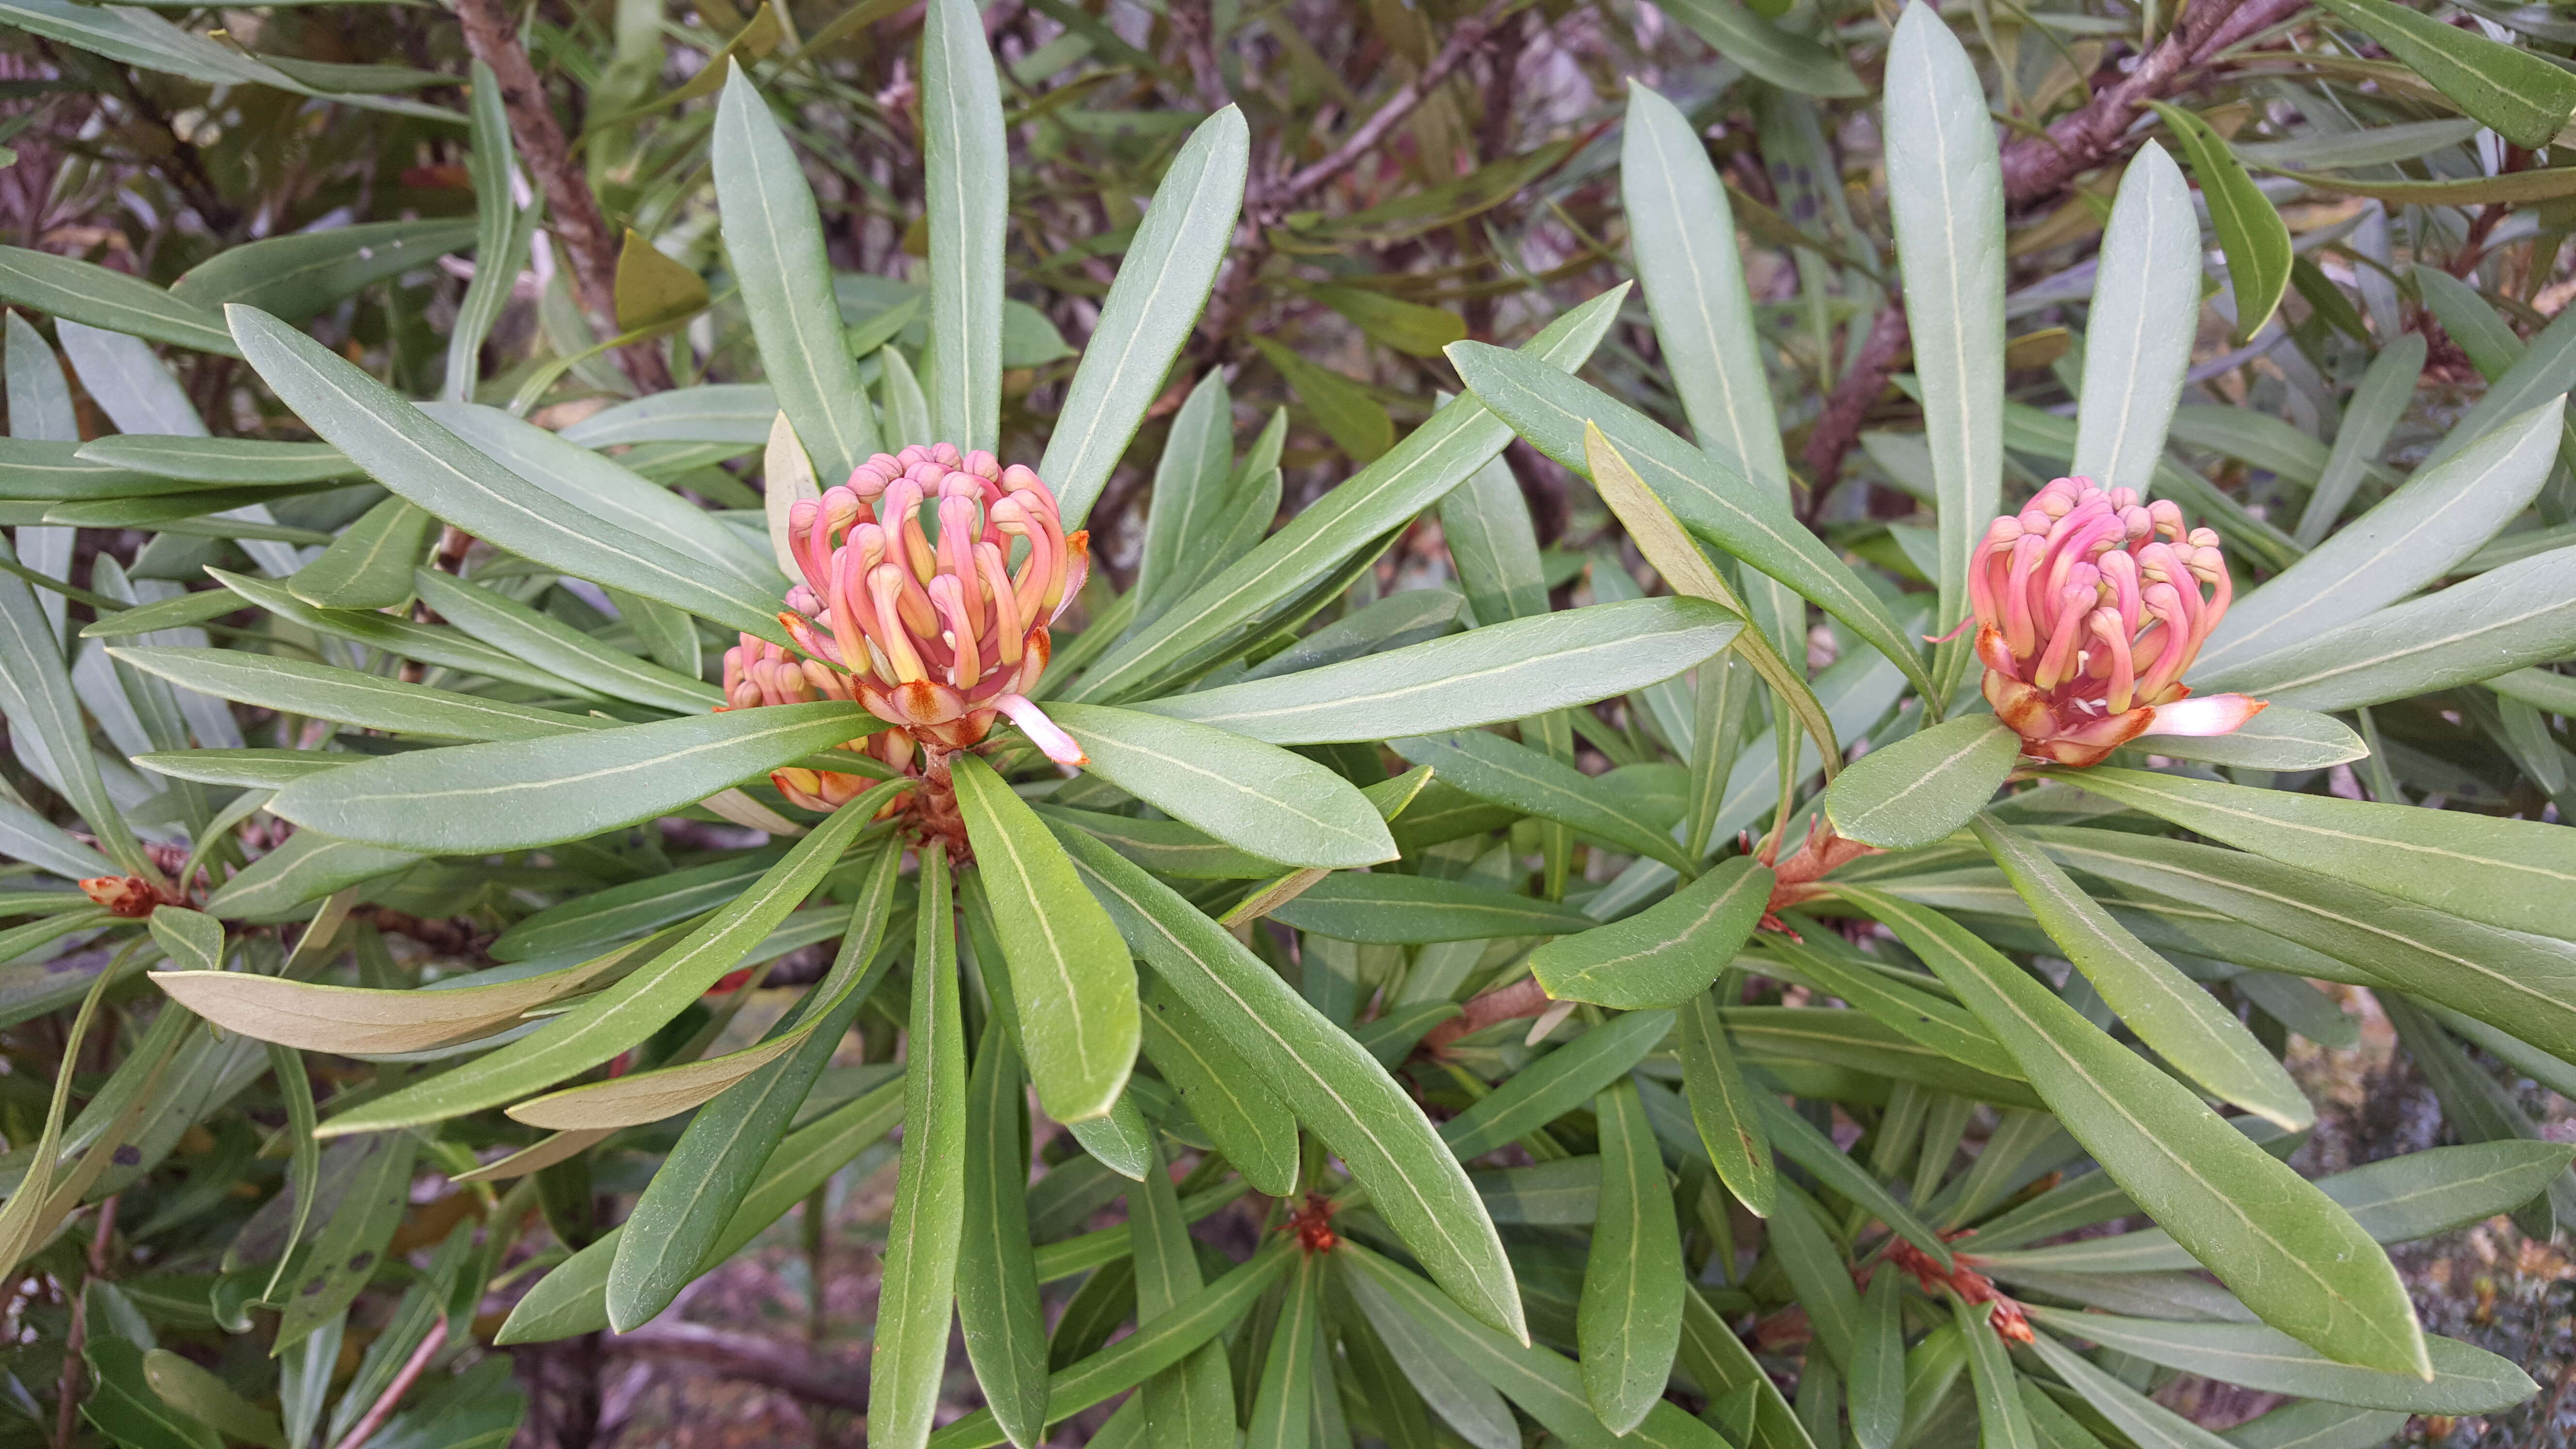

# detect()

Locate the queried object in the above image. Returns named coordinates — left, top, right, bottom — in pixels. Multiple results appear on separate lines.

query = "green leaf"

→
left=1140, top=980, right=1298, bottom=1195
left=921, top=0, right=1007, bottom=451
left=1271, top=873, right=1594, bottom=945
left=1447, top=342, right=1932, bottom=698
left=2313, top=0, right=2576, bottom=147
left=613, top=228, right=709, bottom=333
left=1250, top=336, right=1393, bottom=463
left=1655, top=0, right=1864, bottom=95
left=140, top=1350, right=284, bottom=1449
left=1392, top=729, right=1690, bottom=871
left=1765, top=1186, right=1861, bottom=1368
left=287, top=498, right=437, bottom=611
left=265, top=701, right=875, bottom=853
left=2199, top=543, right=2576, bottom=709
left=1073, top=288, right=1625, bottom=702
left=2033, top=1306, right=2534, bottom=1415
left=2025, top=1328, right=2233, bottom=1449
left=0, top=536, right=152, bottom=877
left=1141, top=596, right=1740, bottom=744
left=1245, top=1252, right=1323, bottom=1449
left=2296, top=335, right=2425, bottom=547
left=274, top=1129, right=417, bottom=1342
left=1884, top=0, right=2003, bottom=698
left=713, top=65, right=881, bottom=480
left=1678, top=988, right=1776, bottom=1215
left=146, top=907, right=224, bottom=976
left=1579, top=1079, right=1685, bottom=1434
left=1850, top=1272, right=1905, bottom=1449
left=0, top=245, right=237, bottom=355
left=413, top=571, right=722, bottom=715
left=1955, top=1293, right=2038, bottom=1449
left=1052, top=823, right=1527, bottom=1343
left=874, top=845, right=969, bottom=1449
left=2128, top=706, right=2367, bottom=770
left=169, top=218, right=478, bottom=321
left=2147, top=108, right=2289, bottom=341
left=1129, top=371, right=1238, bottom=628
left=1532, top=858, right=1772, bottom=1009
left=2199, top=401, right=2562, bottom=677
left=1843, top=887, right=2431, bottom=1379
left=74, top=435, right=356, bottom=485
left=1049, top=704, right=1395, bottom=869
left=318, top=799, right=882, bottom=1134
left=1755, top=934, right=2021, bottom=1083
left=2026, top=825, right=2576, bottom=1062
left=1339, top=1241, right=1722, bottom=1449
left=1044, top=107, right=1248, bottom=528
left=607, top=849, right=901, bottom=1328
left=1442, top=1010, right=1673, bottom=1160
left=1131, top=1136, right=1237, bottom=1449
left=112, top=646, right=593, bottom=742
left=2071, top=143, right=2199, bottom=498
left=501, top=1075, right=906, bottom=1343
left=2055, top=766, right=2576, bottom=944
left=953, top=754, right=1138, bottom=1123
left=1970, top=816, right=2310, bottom=1129
left=1310, top=285, right=1465, bottom=358
left=1824, top=716, right=2018, bottom=850
left=225, top=306, right=788, bottom=644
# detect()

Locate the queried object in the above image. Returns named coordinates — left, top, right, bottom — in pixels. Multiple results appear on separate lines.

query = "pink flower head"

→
left=1960, top=476, right=2265, bottom=767
left=721, top=442, right=1091, bottom=813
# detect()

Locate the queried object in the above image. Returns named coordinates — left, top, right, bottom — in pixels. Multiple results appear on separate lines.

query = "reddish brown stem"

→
left=1420, top=975, right=1551, bottom=1052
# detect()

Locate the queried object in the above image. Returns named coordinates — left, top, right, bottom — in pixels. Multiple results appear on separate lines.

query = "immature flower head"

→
left=722, top=442, right=1089, bottom=815
left=1964, top=476, right=2263, bottom=767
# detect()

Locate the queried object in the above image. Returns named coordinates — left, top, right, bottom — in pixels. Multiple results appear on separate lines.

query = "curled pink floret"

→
left=1956, top=476, right=2264, bottom=767
left=720, top=443, right=1091, bottom=812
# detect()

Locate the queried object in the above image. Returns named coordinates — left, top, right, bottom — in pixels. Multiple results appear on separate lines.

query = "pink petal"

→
left=996, top=693, right=1088, bottom=767
left=2143, top=693, right=2267, bottom=737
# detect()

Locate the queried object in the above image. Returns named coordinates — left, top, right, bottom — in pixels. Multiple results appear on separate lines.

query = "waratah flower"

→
left=722, top=442, right=1090, bottom=814
left=1963, top=476, right=2265, bottom=767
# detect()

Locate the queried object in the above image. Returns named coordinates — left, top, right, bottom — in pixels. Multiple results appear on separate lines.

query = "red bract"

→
left=721, top=442, right=1091, bottom=816
left=1960, top=476, right=2265, bottom=767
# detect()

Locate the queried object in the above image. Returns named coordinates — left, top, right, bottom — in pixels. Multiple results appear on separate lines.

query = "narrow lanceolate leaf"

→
left=1884, top=0, right=2003, bottom=697
left=1052, top=824, right=1527, bottom=1344
left=2072, top=142, right=2198, bottom=498
left=1142, top=597, right=1740, bottom=745
left=76, top=435, right=355, bottom=484
left=1843, top=888, right=2431, bottom=1379
left=0, top=245, right=238, bottom=355
left=413, top=571, right=722, bottom=715
left=1972, top=816, right=2310, bottom=1129
left=1339, top=1242, right=1723, bottom=1449
left=1824, top=716, right=2018, bottom=850
left=2130, top=706, right=2366, bottom=770
left=1532, top=858, right=1772, bottom=1009
left=2198, top=543, right=2576, bottom=710
left=1392, top=728, right=1690, bottom=871
left=2057, top=767, right=2576, bottom=944
left=1246, top=1253, right=1323, bottom=1449
left=2148, top=107, right=2289, bottom=340
left=2022, top=1308, right=2533, bottom=1415
left=713, top=65, right=879, bottom=480
left=1044, top=108, right=1249, bottom=528
left=1132, top=1138, right=1236, bottom=1449
left=2199, top=400, right=2562, bottom=678
left=1073, top=289, right=1626, bottom=703
left=225, top=306, right=788, bottom=643
left=318, top=799, right=884, bottom=1135
left=287, top=498, right=436, bottom=611
left=0, top=538, right=151, bottom=878
left=1140, top=981, right=1298, bottom=1196
left=1953, top=1292, right=2038, bottom=1449
left=1272, top=873, right=1593, bottom=945
left=953, top=754, right=1137, bottom=1123
left=2313, top=0, right=2576, bottom=148
left=2027, top=825, right=2576, bottom=1063
left=267, top=702, right=877, bottom=853
left=1679, top=989, right=1775, bottom=1216
left=960, top=1014, right=1050, bottom=1449
left=2026, top=1329, right=2236, bottom=1449
left=115, top=647, right=595, bottom=742
left=874, top=846, right=969, bottom=1449
left=1582, top=424, right=1844, bottom=768
left=920, top=0, right=1007, bottom=451
left=1443, top=1011, right=1675, bottom=1160
left=1051, top=704, right=1395, bottom=869
left=1579, top=1080, right=1685, bottom=1435
left=1448, top=343, right=1932, bottom=698
left=1849, top=1272, right=1905, bottom=1449
left=606, top=847, right=902, bottom=1330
